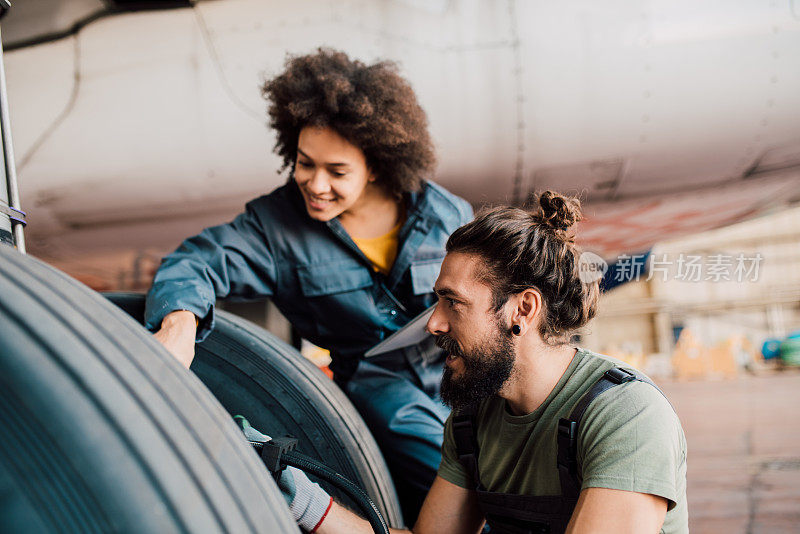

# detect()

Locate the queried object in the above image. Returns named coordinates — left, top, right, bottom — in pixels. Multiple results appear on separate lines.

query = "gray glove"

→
left=278, top=465, right=333, bottom=531
left=234, top=416, right=332, bottom=531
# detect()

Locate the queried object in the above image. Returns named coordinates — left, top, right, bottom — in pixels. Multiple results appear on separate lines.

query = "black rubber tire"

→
left=0, top=246, right=298, bottom=534
left=106, top=292, right=404, bottom=528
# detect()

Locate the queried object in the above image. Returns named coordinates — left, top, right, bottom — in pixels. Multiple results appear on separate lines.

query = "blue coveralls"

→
left=145, top=179, right=473, bottom=524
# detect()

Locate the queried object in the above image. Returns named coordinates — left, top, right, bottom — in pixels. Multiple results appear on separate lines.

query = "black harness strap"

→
left=452, top=403, right=483, bottom=490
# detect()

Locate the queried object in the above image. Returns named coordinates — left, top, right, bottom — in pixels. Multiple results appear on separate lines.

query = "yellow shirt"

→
left=351, top=220, right=403, bottom=275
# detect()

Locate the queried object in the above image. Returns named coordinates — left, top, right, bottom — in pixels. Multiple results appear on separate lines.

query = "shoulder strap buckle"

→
left=603, top=367, right=635, bottom=384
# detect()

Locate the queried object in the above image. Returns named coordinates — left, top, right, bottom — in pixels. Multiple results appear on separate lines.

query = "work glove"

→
left=234, top=416, right=333, bottom=532
left=279, top=465, right=333, bottom=531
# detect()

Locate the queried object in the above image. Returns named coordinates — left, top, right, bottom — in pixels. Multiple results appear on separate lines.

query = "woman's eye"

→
left=297, top=161, right=313, bottom=168
left=331, top=170, right=347, bottom=177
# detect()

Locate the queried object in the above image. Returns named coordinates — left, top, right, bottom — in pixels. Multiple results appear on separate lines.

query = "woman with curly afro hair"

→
left=145, top=48, right=473, bottom=525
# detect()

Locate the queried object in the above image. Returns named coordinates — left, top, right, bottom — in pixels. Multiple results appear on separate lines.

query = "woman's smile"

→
left=304, top=192, right=337, bottom=211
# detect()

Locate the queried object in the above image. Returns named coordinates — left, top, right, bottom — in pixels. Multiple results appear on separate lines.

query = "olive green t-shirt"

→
left=438, top=348, right=688, bottom=534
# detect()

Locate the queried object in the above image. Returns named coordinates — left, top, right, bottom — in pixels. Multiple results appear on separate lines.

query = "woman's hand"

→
left=153, top=310, right=198, bottom=368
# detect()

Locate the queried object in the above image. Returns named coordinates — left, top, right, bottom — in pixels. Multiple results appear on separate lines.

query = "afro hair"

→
left=262, top=48, right=436, bottom=196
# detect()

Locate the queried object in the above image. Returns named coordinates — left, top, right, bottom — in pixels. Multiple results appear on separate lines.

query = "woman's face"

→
left=294, top=126, right=375, bottom=222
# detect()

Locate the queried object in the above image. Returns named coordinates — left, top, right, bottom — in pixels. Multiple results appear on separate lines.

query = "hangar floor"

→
left=660, top=370, right=800, bottom=533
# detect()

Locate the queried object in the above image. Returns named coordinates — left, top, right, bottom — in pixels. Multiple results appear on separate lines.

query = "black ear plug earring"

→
left=512, top=324, right=521, bottom=336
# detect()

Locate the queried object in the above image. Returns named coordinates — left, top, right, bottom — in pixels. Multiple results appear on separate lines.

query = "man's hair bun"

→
left=535, top=190, right=583, bottom=231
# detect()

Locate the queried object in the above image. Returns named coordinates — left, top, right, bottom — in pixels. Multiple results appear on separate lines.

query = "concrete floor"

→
left=659, top=369, right=800, bottom=533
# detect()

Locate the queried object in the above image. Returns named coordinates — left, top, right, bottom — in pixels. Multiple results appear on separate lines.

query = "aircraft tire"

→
left=0, top=247, right=298, bottom=534
left=106, top=292, right=404, bottom=528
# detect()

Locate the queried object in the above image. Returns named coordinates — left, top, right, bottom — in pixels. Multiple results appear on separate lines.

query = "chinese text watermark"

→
left=580, top=252, right=764, bottom=284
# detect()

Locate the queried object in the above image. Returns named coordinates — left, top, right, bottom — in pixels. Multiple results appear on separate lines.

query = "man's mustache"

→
left=435, top=334, right=463, bottom=359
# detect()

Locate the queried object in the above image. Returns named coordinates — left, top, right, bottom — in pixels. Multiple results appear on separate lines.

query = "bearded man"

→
left=272, top=191, right=688, bottom=534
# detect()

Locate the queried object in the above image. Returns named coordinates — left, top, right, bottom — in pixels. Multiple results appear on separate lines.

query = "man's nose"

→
left=426, top=302, right=449, bottom=336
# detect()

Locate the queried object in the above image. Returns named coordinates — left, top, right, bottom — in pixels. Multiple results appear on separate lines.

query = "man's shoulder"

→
left=571, top=348, right=672, bottom=416
left=585, top=379, right=675, bottom=431
left=574, top=351, right=680, bottom=450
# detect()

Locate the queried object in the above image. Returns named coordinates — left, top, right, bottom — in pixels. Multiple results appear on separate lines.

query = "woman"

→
left=145, top=48, right=472, bottom=524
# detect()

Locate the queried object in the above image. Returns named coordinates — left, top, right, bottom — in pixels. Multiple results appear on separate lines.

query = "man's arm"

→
left=316, top=476, right=484, bottom=534
left=565, top=487, right=667, bottom=534
left=412, top=476, right=485, bottom=534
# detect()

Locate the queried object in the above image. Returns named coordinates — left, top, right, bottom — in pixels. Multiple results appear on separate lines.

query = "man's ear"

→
left=510, top=288, right=543, bottom=337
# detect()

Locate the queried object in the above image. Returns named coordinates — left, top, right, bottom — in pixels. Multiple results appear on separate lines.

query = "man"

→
left=274, top=192, right=688, bottom=534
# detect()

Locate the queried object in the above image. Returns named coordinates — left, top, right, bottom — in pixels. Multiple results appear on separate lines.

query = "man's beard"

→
left=437, top=321, right=515, bottom=411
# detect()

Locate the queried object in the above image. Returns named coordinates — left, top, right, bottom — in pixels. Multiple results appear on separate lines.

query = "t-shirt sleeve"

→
left=437, top=414, right=471, bottom=488
left=577, top=381, right=686, bottom=510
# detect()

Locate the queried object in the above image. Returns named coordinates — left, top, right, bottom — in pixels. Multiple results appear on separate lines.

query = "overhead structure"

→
left=1, top=0, right=799, bottom=284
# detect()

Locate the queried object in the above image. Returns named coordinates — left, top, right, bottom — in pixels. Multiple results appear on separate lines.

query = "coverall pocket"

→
left=296, top=260, right=378, bottom=339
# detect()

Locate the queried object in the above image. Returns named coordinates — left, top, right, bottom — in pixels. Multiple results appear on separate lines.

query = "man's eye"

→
left=446, top=298, right=458, bottom=308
